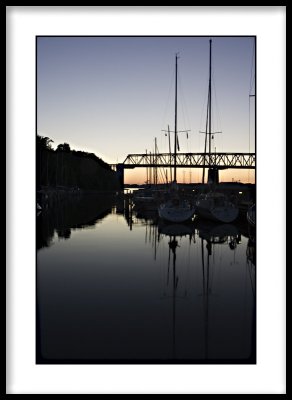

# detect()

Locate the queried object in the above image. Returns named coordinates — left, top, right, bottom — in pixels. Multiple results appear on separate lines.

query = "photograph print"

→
left=36, top=36, right=256, bottom=364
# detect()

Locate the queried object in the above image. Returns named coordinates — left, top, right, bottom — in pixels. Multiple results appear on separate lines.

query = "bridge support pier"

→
left=116, top=164, right=125, bottom=189
left=207, top=168, right=219, bottom=184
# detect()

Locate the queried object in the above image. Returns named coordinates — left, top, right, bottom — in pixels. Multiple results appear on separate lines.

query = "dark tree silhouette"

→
left=56, top=143, right=71, bottom=152
left=36, top=134, right=119, bottom=190
left=37, top=135, right=54, bottom=150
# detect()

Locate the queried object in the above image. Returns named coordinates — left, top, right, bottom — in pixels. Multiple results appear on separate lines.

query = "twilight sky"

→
left=37, top=36, right=255, bottom=184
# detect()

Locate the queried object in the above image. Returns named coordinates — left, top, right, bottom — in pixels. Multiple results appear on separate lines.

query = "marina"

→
left=36, top=36, right=256, bottom=365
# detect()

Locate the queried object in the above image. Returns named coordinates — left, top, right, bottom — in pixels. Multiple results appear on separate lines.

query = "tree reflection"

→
left=36, top=194, right=115, bottom=250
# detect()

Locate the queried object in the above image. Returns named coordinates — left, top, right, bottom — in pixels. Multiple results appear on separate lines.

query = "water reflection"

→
left=36, top=194, right=115, bottom=250
left=37, top=194, right=256, bottom=363
left=196, top=220, right=241, bottom=360
left=157, top=222, right=195, bottom=359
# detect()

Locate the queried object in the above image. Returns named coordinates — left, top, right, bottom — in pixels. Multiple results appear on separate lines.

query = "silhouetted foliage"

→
left=36, top=135, right=119, bottom=190
left=37, top=135, right=54, bottom=150
left=56, top=143, right=71, bottom=152
left=71, top=150, right=111, bottom=170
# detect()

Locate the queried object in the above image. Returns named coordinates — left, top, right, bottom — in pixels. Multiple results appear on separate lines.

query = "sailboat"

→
left=158, top=54, right=195, bottom=223
left=195, top=40, right=239, bottom=223
left=195, top=191, right=239, bottom=223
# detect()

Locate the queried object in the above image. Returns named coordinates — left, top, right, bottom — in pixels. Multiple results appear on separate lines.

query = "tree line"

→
left=36, top=135, right=120, bottom=191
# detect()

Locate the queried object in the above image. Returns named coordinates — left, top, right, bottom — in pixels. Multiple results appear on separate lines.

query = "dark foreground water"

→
left=36, top=193, right=256, bottom=364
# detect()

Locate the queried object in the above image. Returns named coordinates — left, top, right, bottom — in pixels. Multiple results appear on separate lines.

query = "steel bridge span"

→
left=115, top=152, right=255, bottom=169
left=110, top=152, right=255, bottom=187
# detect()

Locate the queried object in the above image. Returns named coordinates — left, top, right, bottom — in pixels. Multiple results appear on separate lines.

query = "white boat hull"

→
left=195, top=192, right=239, bottom=223
left=158, top=203, right=195, bottom=223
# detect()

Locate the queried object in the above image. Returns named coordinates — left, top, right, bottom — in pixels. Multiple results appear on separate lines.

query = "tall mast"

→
left=201, top=39, right=221, bottom=184
left=202, top=39, right=212, bottom=184
left=174, top=53, right=178, bottom=182
left=208, top=39, right=212, bottom=157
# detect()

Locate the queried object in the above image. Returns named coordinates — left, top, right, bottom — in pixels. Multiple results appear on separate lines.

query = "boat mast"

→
left=174, top=53, right=178, bottom=182
left=208, top=39, right=212, bottom=157
left=202, top=40, right=221, bottom=184
left=202, top=40, right=212, bottom=184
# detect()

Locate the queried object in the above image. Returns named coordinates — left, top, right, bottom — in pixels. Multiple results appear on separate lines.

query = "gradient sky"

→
left=37, top=36, right=255, bottom=184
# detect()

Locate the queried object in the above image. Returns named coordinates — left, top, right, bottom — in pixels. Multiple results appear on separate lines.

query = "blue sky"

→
left=37, top=36, right=255, bottom=183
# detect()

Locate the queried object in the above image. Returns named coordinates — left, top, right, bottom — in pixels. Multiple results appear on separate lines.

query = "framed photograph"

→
left=6, top=6, right=285, bottom=394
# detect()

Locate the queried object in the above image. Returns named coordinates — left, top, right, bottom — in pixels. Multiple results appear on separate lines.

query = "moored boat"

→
left=195, top=192, right=239, bottom=223
left=158, top=54, right=195, bottom=223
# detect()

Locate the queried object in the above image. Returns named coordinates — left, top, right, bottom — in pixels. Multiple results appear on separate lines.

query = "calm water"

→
left=36, top=194, right=256, bottom=364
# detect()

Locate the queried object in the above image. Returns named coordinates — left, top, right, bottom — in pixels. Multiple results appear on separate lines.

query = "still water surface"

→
left=36, top=194, right=255, bottom=363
